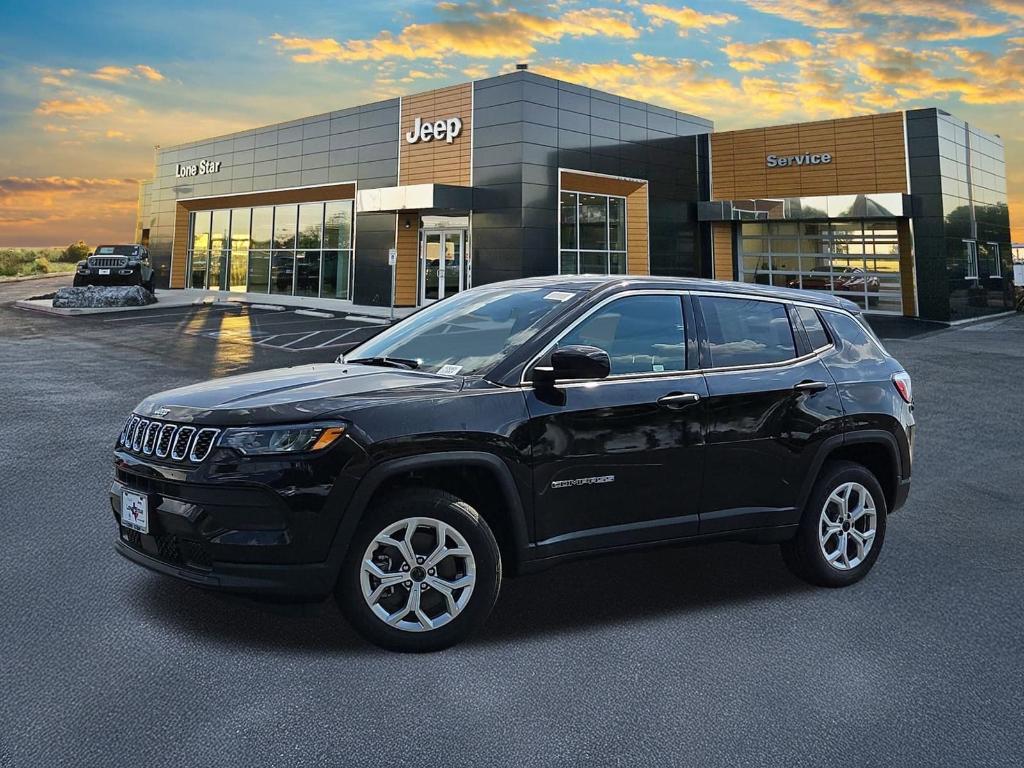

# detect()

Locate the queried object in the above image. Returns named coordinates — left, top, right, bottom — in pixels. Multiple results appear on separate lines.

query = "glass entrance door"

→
left=421, top=230, right=464, bottom=303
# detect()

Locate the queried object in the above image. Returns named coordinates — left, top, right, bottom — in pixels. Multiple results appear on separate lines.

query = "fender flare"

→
left=325, top=451, right=531, bottom=577
left=797, top=430, right=902, bottom=513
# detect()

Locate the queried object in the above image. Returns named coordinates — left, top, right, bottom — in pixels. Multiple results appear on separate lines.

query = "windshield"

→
left=95, top=245, right=138, bottom=256
left=344, top=285, right=582, bottom=376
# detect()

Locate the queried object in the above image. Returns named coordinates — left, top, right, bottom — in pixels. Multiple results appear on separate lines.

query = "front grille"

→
left=118, top=415, right=220, bottom=465
left=89, top=256, right=128, bottom=269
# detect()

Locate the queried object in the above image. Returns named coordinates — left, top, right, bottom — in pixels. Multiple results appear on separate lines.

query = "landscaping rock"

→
left=52, top=285, right=157, bottom=309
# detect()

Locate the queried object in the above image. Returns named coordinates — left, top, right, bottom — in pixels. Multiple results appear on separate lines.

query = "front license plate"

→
left=121, top=490, right=149, bottom=534
left=98, top=268, right=110, bottom=275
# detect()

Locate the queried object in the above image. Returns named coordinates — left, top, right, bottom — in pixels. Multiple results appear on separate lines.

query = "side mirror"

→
left=87, top=252, right=93, bottom=258
left=532, top=345, right=610, bottom=384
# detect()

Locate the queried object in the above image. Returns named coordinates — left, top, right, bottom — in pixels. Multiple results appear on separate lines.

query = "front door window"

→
left=421, top=230, right=464, bottom=303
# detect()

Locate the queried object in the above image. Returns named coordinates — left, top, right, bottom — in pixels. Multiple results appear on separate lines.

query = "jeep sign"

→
left=406, top=116, right=463, bottom=144
left=767, top=153, right=832, bottom=168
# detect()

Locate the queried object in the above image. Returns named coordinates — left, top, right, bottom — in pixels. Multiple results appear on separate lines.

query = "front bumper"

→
left=77, top=269, right=141, bottom=286
left=114, top=538, right=337, bottom=598
left=110, top=444, right=364, bottom=599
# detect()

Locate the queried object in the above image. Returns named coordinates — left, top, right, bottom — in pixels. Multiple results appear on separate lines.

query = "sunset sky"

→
left=0, top=0, right=1021, bottom=246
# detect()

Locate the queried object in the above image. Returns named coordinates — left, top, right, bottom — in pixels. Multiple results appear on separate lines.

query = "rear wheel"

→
left=781, top=461, right=887, bottom=587
left=336, top=488, right=501, bottom=652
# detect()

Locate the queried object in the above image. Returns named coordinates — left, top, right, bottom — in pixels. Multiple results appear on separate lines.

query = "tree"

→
left=64, top=240, right=90, bottom=261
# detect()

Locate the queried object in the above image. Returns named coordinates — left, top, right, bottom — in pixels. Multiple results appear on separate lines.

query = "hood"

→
left=134, top=363, right=464, bottom=425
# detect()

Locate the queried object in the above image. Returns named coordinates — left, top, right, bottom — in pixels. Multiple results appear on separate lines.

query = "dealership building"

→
left=136, top=69, right=1015, bottom=322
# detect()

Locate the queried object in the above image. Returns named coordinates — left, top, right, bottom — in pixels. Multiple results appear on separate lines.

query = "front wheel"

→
left=336, top=488, right=502, bottom=652
left=781, top=461, right=887, bottom=587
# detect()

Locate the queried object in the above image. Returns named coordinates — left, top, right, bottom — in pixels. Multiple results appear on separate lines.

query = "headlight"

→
left=219, top=423, right=346, bottom=455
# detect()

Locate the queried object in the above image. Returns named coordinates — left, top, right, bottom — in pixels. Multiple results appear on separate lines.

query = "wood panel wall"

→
left=169, top=183, right=356, bottom=290
left=897, top=219, right=917, bottom=317
left=560, top=171, right=649, bottom=275
left=710, top=112, right=907, bottom=200
left=711, top=222, right=734, bottom=281
left=394, top=214, right=419, bottom=307
left=399, top=84, right=472, bottom=186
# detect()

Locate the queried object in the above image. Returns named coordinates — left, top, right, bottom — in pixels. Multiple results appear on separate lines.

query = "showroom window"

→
left=559, top=192, right=627, bottom=275
left=737, top=220, right=903, bottom=314
left=186, top=200, right=354, bottom=298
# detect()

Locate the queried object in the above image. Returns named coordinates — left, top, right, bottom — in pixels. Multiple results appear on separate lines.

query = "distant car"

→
left=788, top=268, right=880, bottom=307
left=74, top=244, right=155, bottom=292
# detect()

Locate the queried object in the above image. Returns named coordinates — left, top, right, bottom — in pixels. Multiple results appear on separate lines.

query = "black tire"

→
left=143, top=279, right=155, bottom=294
left=336, top=488, right=502, bottom=652
left=781, top=460, right=887, bottom=588
left=72, top=275, right=84, bottom=287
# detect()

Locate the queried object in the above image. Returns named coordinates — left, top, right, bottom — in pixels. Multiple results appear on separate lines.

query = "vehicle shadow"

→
left=128, top=540, right=810, bottom=653
left=472, top=540, right=812, bottom=647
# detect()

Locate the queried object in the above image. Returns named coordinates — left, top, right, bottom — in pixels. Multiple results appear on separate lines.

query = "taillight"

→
left=892, top=372, right=912, bottom=404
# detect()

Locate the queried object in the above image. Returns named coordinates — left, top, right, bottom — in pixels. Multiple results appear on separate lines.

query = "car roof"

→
left=489, top=274, right=861, bottom=313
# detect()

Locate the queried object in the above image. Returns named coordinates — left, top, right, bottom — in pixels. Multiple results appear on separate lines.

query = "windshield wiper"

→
left=347, top=356, right=420, bottom=370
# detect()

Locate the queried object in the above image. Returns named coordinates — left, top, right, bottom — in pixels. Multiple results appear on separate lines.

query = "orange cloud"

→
left=35, top=95, right=114, bottom=118
left=641, top=4, right=738, bottom=34
left=741, top=0, right=1011, bottom=39
left=0, top=177, right=139, bottom=246
left=90, top=64, right=166, bottom=82
left=271, top=7, right=639, bottom=63
left=722, top=38, right=817, bottom=71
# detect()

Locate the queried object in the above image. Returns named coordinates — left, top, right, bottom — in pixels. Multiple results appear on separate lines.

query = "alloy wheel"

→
left=818, top=481, right=877, bottom=571
left=360, top=517, right=477, bottom=632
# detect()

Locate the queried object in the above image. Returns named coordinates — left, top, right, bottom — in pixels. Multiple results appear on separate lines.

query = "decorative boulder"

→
left=52, top=285, right=157, bottom=309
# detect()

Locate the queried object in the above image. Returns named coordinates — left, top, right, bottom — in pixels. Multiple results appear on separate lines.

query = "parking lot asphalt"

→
left=2, top=277, right=1022, bottom=767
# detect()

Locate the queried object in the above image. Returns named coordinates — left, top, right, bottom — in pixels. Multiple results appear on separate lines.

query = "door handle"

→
left=794, top=380, right=829, bottom=393
left=657, top=392, right=701, bottom=409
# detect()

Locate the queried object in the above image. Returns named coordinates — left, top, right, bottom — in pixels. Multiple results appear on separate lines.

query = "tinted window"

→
left=795, top=306, right=831, bottom=350
left=558, top=295, right=685, bottom=375
left=700, top=297, right=796, bottom=367
left=822, top=311, right=888, bottom=363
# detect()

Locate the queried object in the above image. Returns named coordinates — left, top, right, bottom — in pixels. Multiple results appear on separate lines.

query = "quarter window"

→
left=556, top=295, right=686, bottom=375
left=699, top=297, right=797, bottom=368
left=795, top=306, right=831, bottom=351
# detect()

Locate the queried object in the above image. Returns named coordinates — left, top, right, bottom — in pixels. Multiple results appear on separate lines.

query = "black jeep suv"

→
left=112, top=276, right=914, bottom=651
left=75, top=244, right=155, bottom=292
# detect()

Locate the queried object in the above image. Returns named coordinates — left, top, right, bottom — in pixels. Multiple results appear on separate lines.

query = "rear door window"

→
left=557, top=294, right=686, bottom=375
left=699, top=296, right=797, bottom=368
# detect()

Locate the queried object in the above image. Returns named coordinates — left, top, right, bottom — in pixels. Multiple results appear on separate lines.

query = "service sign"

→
left=406, top=116, right=463, bottom=144
left=766, top=152, right=832, bottom=168
left=175, top=160, right=223, bottom=178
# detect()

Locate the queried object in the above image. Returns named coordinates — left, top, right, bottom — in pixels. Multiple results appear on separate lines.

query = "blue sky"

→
left=0, top=0, right=1021, bottom=245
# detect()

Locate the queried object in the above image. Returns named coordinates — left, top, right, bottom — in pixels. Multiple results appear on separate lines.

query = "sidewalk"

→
left=14, top=287, right=416, bottom=321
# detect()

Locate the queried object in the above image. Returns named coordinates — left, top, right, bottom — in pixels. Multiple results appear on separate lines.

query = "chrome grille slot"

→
left=156, top=424, right=176, bottom=458
left=171, top=426, right=196, bottom=461
left=132, top=419, right=149, bottom=452
left=88, top=256, right=128, bottom=269
left=124, top=416, right=140, bottom=446
left=142, top=422, right=161, bottom=455
left=121, top=416, right=138, bottom=445
left=189, top=428, right=221, bottom=463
